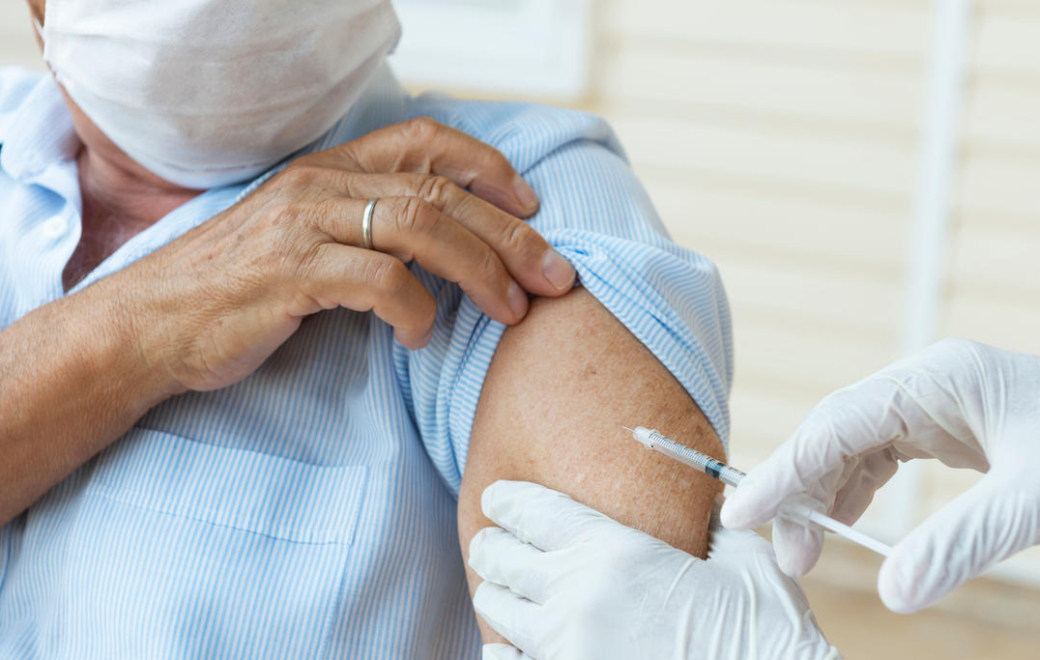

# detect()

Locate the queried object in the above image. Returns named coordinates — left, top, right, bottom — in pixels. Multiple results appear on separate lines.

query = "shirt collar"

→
left=0, top=74, right=79, bottom=185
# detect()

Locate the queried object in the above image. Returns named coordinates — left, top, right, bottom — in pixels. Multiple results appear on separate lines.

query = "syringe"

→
left=623, top=426, right=893, bottom=558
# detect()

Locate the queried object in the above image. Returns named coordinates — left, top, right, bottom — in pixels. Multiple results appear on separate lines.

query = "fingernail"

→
left=542, top=250, right=575, bottom=291
left=468, top=528, right=490, bottom=567
left=481, top=481, right=500, bottom=517
left=718, top=498, right=741, bottom=529
left=512, top=174, right=539, bottom=211
left=508, top=281, right=528, bottom=319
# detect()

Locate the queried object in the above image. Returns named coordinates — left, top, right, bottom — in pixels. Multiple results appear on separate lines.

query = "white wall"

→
left=0, top=4, right=41, bottom=71
left=588, top=0, right=1040, bottom=585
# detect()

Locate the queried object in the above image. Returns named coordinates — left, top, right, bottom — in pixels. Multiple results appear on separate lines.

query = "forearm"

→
left=0, top=278, right=175, bottom=525
left=459, top=288, right=724, bottom=641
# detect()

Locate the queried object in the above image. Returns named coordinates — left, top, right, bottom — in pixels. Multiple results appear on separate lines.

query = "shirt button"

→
left=42, top=215, right=69, bottom=239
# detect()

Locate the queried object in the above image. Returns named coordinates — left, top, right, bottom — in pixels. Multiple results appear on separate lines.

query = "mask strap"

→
left=32, top=16, right=43, bottom=41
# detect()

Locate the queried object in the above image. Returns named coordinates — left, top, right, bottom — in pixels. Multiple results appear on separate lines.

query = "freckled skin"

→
left=459, top=287, right=724, bottom=643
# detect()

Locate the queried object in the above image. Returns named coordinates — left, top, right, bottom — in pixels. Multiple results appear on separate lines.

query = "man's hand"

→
left=721, top=338, right=1040, bottom=613
left=468, top=481, right=839, bottom=660
left=0, top=117, right=576, bottom=525
left=117, top=117, right=576, bottom=393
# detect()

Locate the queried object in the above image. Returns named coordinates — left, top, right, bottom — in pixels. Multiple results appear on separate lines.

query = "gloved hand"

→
left=468, top=480, right=840, bottom=660
left=721, top=338, right=1040, bottom=613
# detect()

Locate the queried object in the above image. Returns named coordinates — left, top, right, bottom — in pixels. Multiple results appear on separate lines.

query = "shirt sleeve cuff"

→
left=446, top=229, right=734, bottom=486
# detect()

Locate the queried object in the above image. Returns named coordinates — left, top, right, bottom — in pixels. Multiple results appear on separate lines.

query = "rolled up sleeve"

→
left=394, top=108, right=733, bottom=497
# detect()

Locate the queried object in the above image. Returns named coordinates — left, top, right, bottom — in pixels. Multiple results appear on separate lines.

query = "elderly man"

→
left=0, top=0, right=755, bottom=657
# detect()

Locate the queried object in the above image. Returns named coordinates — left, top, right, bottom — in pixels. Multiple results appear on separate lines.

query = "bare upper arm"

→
left=458, top=287, right=725, bottom=641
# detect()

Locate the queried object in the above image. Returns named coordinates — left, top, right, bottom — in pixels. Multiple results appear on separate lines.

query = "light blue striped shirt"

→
left=0, top=63, right=732, bottom=658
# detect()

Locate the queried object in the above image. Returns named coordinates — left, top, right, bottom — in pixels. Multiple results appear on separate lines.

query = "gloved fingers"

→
left=713, top=506, right=819, bottom=571
left=772, top=514, right=825, bottom=577
left=483, top=644, right=534, bottom=660
left=829, top=448, right=900, bottom=525
left=878, top=474, right=1039, bottom=613
left=707, top=525, right=776, bottom=560
left=469, top=527, right=552, bottom=604
left=473, top=581, right=544, bottom=657
left=481, top=480, right=618, bottom=551
left=722, top=373, right=944, bottom=531
left=708, top=527, right=836, bottom=654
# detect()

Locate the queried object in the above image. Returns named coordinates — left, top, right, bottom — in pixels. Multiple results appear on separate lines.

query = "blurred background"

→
left=3, top=0, right=1039, bottom=657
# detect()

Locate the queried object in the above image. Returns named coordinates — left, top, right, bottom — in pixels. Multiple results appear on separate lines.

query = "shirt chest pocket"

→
left=57, top=427, right=367, bottom=660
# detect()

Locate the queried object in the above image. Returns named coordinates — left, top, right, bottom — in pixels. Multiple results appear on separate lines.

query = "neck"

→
left=51, top=76, right=203, bottom=290
left=63, top=146, right=200, bottom=291
left=50, top=70, right=200, bottom=221
left=77, top=145, right=200, bottom=225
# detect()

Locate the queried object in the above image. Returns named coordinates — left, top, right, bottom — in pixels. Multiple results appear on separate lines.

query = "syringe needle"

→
left=621, top=424, right=893, bottom=558
left=620, top=425, right=635, bottom=433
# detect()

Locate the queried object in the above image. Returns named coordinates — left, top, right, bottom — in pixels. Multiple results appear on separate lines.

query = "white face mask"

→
left=39, top=0, right=401, bottom=189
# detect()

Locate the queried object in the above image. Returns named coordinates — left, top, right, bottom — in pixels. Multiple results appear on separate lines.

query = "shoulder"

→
left=0, top=67, right=47, bottom=145
left=405, top=94, right=628, bottom=176
left=405, top=94, right=666, bottom=238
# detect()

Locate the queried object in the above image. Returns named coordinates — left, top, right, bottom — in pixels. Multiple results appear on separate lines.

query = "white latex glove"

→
left=468, top=480, right=840, bottom=660
left=720, top=338, right=1040, bottom=613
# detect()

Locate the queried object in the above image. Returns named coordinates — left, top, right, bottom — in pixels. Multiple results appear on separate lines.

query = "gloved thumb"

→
left=878, top=474, right=1040, bottom=613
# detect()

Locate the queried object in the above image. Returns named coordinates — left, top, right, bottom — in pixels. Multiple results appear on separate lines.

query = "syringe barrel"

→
left=628, top=426, right=893, bottom=558
left=643, top=429, right=746, bottom=488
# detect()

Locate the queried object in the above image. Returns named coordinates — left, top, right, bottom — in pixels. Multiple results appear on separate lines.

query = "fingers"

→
left=829, top=448, right=900, bottom=524
left=472, top=582, right=543, bottom=658
left=707, top=525, right=776, bottom=560
left=469, top=527, right=552, bottom=604
left=707, top=527, right=817, bottom=612
left=330, top=172, right=574, bottom=296
left=328, top=117, right=540, bottom=218
left=721, top=376, right=929, bottom=531
left=772, top=517, right=825, bottom=578
left=483, top=644, right=533, bottom=660
left=296, top=244, right=436, bottom=349
left=480, top=480, right=618, bottom=552
left=313, top=196, right=530, bottom=325
left=766, top=450, right=900, bottom=577
left=878, top=475, right=1040, bottom=613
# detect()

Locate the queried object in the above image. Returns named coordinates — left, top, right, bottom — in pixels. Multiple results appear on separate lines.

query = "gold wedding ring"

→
left=362, top=198, right=378, bottom=250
